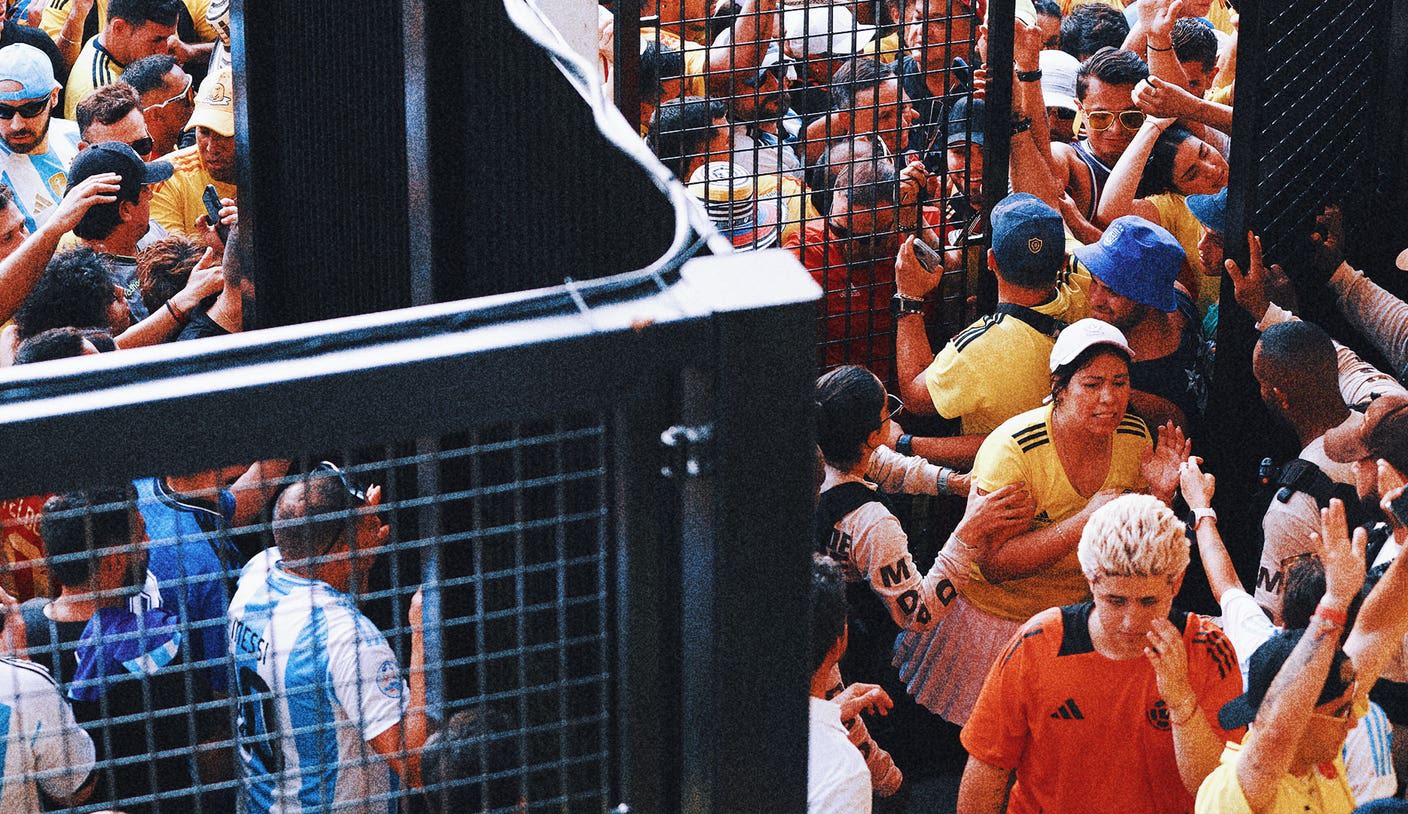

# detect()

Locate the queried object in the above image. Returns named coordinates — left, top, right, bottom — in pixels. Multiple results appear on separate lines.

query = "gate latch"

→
left=660, top=424, right=713, bottom=479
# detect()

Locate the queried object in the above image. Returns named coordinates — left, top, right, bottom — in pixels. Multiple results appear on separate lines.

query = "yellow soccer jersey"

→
left=149, top=145, right=235, bottom=236
left=44, top=0, right=218, bottom=43
left=961, top=404, right=1152, bottom=622
left=924, top=258, right=1090, bottom=435
left=63, top=36, right=122, bottom=119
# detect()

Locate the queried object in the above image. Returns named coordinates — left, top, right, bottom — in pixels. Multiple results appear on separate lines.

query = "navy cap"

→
left=990, top=192, right=1065, bottom=284
left=1073, top=216, right=1184, bottom=312
left=946, top=96, right=984, bottom=148
left=67, top=141, right=173, bottom=201
left=1187, top=187, right=1227, bottom=235
left=1218, top=629, right=1355, bottom=731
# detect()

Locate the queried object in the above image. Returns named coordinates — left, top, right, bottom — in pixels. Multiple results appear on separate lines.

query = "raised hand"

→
left=48, top=172, right=121, bottom=234
left=895, top=236, right=941, bottom=299
left=1179, top=456, right=1216, bottom=510
left=1308, top=204, right=1346, bottom=281
left=1133, top=75, right=1198, bottom=120
left=1316, top=499, right=1366, bottom=611
left=1141, top=421, right=1191, bottom=503
left=1225, top=231, right=1280, bottom=321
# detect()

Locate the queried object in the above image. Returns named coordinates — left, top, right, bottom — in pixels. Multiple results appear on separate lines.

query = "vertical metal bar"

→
left=982, top=0, right=1015, bottom=276
left=616, top=0, right=643, bottom=133
left=416, top=437, right=445, bottom=721
left=402, top=0, right=433, bottom=307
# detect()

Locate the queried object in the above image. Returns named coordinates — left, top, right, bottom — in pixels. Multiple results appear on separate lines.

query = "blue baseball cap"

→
left=0, top=44, right=58, bottom=102
left=990, top=192, right=1065, bottom=284
left=946, top=96, right=984, bottom=148
left=1073, top=216, right=1184, bottom=312
left=1186, top=187, right=1227, bottom=235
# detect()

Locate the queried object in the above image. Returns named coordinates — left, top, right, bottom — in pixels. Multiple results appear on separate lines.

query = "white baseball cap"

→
left=783, top=5, right=876, bottom=58
left=1049, top=318, right=1134, bottom=371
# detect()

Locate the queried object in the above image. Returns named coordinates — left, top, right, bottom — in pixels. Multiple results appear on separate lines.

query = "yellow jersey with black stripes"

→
left=961, top=404, right=1151, bottom=623
left=63, top=36, right=122, bottom=119
left=44, top=0, right=219, bottom=46
left=923, top=257, right=1090, bottom=435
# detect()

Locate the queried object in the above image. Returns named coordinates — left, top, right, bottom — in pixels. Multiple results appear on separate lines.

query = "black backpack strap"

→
left=815, top=482, right=890, bottom=556
left=994, top=302, right=1067, bottom=340
left=1276, top=458, right=1367, bottom=527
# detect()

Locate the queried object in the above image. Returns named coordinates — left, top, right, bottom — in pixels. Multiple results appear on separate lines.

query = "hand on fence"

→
left=1308, top=204, right=1346, bottom=281
left=1224, top=231, right=1279, bottom=322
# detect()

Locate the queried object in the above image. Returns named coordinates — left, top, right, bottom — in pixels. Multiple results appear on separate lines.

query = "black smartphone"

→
left=1391, top=489, right=1408, bottom=528
left=203, top=184, right=229, bottom=243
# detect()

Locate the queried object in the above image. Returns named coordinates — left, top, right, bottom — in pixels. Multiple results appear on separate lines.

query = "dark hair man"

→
left=66, top=139, right=172, bottom=320
left=75, top=82, right=153, bottom=156
left=1060, top=3, right=1130, bottom=61
left=63, top=0, right=181, bottom=119
left=121, top=53, right=193, bottom=156
left=1053, top=47, right=1149, bottom=221
left=229, top=467, right=427, bottom=810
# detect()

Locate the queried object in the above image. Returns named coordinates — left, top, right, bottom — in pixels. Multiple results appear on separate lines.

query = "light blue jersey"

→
left=0, top=656, right=93, bottom=812
left=228, top=551, right=405, bottom=814
left=0, top=116, right=80, bottom=232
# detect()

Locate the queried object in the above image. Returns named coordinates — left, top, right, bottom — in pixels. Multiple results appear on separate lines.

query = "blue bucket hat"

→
left=1186, top=187, right=1227, bottom=235
left=1073, top=216, right=1184, bottom=312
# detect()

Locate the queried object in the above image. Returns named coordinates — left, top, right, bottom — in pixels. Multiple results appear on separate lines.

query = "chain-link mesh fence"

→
left=0, top=254, right=819, bottom=813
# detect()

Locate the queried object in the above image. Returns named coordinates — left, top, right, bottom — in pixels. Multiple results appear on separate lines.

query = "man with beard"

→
left=706, top=0, right=804, bottom=179
left=0, top=43, right=81, bottom=232
left=151, top=66, right=234, bottom=235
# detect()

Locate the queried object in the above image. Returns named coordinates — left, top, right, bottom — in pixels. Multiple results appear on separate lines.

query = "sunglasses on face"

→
left=1085, top=109, right=1146, bottom=132
left=142, top=74, right=194, bottom=113
left=129, top=136, right=154, bottom=156
left=0, top=98, right=48, bottom=120
left=1048, top=107, right=1077, bottom=121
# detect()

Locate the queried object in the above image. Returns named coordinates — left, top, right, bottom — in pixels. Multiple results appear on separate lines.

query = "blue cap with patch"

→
left=1073, top=215, right=1185, bottom=312
left=0, top=43, right=58, bottom=102
left=990, top=192, right=1065, bottom=284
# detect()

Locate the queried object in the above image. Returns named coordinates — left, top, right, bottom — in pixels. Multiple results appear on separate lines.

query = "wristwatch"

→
left=892, top=293, right=926, bottom=319
left=896, top=433, right=914, bottom=456
left=1015, top=68, right=1042, bottom=82
left=1191, top=507, right=1217, bottom=527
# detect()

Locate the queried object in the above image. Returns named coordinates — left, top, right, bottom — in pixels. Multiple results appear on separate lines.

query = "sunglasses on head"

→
left=314, top=461, right=369, bottom=558
left=1085, top=109, right=1146, bottom=132
left=142, top=74, right=194, bottom=113
left=0, top=98, right=48, bottom=120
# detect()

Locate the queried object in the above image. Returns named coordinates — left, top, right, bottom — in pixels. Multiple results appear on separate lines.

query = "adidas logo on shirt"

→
left=1050, top=698, right=1085, bottom=720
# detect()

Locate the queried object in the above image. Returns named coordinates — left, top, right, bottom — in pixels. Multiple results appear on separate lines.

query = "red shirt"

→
left=784, top=207, right=941, bottom=384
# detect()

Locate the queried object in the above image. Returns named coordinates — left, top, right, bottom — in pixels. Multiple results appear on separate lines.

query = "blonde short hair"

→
left=1077, top=494, right=1189, bottom=582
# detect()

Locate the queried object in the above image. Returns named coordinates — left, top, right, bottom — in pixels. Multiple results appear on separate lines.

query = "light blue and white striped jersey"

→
left=228, top=552, right=406, bottom=814
left=0, top=117, right=80, bottom=232
left=0, top=656, right=93, bottom=812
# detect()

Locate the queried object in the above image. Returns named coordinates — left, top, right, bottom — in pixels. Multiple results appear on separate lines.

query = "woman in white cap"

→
left=893, top=318, right=1187, bottom=725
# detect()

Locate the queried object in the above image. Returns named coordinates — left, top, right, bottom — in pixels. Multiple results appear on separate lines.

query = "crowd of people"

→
left=622, top=0, right=1408, bottom=811
left=0, top=0, right=1405, bottom=811
left=0, top=1, right=520, bottom=812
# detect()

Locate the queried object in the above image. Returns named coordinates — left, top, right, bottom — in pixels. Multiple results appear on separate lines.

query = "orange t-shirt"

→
left=962, top=604, right=1245, bottom=814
